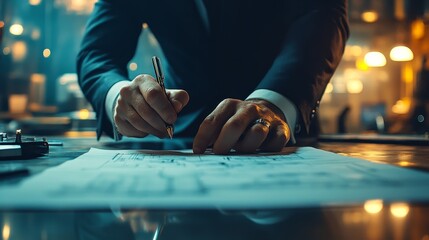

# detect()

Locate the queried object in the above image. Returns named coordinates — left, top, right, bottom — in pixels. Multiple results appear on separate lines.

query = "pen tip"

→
left=167, top=127, right=174, bottom=139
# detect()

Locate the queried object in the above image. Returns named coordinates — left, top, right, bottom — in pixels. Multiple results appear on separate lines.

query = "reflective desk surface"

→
left=0, top=136, right=428, bottom=240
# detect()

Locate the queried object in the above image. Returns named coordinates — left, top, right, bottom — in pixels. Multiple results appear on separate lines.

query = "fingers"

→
left=115, top=96, right=166, bottom=138
left=166, top=89, right=190, bottom=113
left=193, top=99, right=290, bottom=154
left=114, top=113, right=148, bottom=138
left=193, top=99, right=237, bottom=154
left=138, top=75, right=177, bottom=124
left=260, top=124, right=290, bottom=152
left=233, top=123, right=270, bottom=153
left=212, top=105, right=259, bottom=154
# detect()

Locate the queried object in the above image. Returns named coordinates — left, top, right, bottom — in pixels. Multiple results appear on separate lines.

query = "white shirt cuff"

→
left=105, top=80, right=130, bottom=140
left=246, top=89, right=297, bottom=144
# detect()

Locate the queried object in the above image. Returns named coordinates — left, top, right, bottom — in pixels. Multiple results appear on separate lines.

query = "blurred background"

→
left=0, top=0, right=429, bottom=136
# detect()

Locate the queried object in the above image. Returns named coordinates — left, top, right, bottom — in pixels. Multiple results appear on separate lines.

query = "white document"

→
left=0, top=147, right=428, bottom=209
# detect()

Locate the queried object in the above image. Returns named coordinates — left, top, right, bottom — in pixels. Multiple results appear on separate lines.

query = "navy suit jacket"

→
left=77, top=0, right=349, bottom=139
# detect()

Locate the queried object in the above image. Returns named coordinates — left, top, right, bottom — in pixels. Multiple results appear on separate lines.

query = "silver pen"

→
left=152, top=56, right=174, bottom=139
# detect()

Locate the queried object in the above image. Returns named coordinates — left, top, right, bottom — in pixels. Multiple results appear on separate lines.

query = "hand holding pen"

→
left=112, top=58, right=189, bottom=139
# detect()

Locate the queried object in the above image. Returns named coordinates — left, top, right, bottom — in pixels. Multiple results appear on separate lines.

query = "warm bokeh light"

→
left=325, top=83, right=333, bottom=94
left=31, top=73, right=46, bottom=84
left=11, top=41, right=27, bottom=61
left=2, top=224, right=10, bottom=240
left=31, top=29, right=41, bottom=40
left=390, top=202, right=410, bottom=218
left=347, top=79, right=363, bottom=94
left=411, top=19, right=425, bottom=40
left=344, top=68, right=360, bottom=79
left=43, top=48, right=51, bottom=58
left=29, top=74, right=46, bottom=111
left=398, top=161, right=412, bottom=167
left=78, top=109, right=90, bottom=120
left=332, top=77, right=346, bottom=93
left=364, top=52, right=386, bottom=67
left=64, top=131, right=96, bottom=138
left=364, top=199, right=383, bottom=214
left=342, top=212, right=368, bottom=224
left=343, top=45, right=363, bottom=61
left=361, top=11, right=379, bottom=23
left=29, top=0, right=42, bottom=5
left=355, top=58, right=369, bottom=71
left=57, top=0, right=96, bottom=14
left=390, top=46, right=414, bottom=62
left=0, top=21, right=4, bottom=28
left=3, top=47, right=11, bottom=55
left=142, top=23, right=149, bottom=29
left=377, top=70, right=389, bottom=82
left=392, top=99, right=411, bottom=114
left=350, top=45, right=362, bottom=57
left=402, top=63, right=414, bottom=83
left=129, top=62, right=138, bottom=71
left=9, top=24, right=24, bottom=35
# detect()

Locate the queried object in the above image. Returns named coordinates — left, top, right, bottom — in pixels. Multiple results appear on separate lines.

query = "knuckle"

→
left=119, top=86, right=131, bottom=96
left=113, top=112, right=121, bottom=123
left=202, top=115, right=219, bottom=127
left=243, top=103, right=259, bottom=115
left=135, top=74, right=148, bottom=82
left=220, top=98, right=237, bottom=107
left=260, top=107, right=273, bottom=117
left=145, top=87, right=160, bottom=100
left=225, top=118, right=245, bottom=129
left=116, top=96, right=126, bottom=106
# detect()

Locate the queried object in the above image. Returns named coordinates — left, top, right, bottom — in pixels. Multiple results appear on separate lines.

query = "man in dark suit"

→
left=77, top=0, right=349, bottom=154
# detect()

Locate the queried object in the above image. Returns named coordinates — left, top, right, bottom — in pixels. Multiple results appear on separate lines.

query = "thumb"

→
left=166, top=89, right=190, bottom=113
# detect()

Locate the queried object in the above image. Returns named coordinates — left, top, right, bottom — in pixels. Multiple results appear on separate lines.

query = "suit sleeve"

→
left=256, top=0, right=349, bottom=134
left=76, top=0, right=142, bottom=139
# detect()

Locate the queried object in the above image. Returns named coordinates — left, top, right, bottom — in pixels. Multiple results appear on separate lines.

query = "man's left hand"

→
left=193, top=99, right=291, bottom=154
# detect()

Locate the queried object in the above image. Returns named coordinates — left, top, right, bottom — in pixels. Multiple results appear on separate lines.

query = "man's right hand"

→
left=114, top=74, right=189, bottom=138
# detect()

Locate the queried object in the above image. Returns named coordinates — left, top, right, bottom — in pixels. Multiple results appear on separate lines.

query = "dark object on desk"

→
left=337, top=106, right=350, bottom=133
left=415, top=55, right=429, bottom=101
left=319, top=133, right=429, bottom=146
left=0, top=130, right=49, bottom=159
left=0, top=164, right=29, bottom=179
left=409, top=55, right=429, bottom=134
